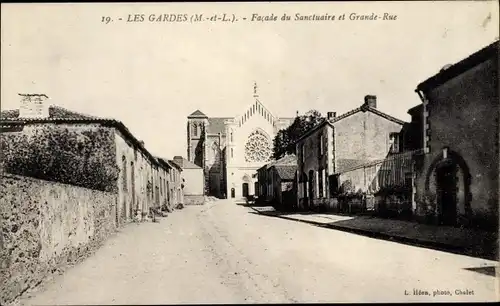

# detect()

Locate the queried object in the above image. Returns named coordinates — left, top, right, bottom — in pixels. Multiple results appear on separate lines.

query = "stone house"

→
left=413, top=40, right=498, bottom=231
left=255, top=163, right=269, bottom=202
left=1, top=94, right=171, bottom=225
left=254, top=154, right=295, bottom=203
left=295, top=95, right=406, bottom=212
left=156, top=157, right=178, bottom=210
left=172, top=156, right=204, bottom=205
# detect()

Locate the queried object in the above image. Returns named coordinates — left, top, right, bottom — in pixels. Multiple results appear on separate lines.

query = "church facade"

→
left=186, top=84, right=294, bottom=199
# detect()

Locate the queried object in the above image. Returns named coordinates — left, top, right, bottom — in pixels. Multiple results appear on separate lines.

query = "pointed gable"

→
left=188, top=110, right=208, bottom=118
left=238, top=98, right=277, bottom=127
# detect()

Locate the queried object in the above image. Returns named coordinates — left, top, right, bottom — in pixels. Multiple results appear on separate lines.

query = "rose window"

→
left=244, top=130, right=272, bottom=162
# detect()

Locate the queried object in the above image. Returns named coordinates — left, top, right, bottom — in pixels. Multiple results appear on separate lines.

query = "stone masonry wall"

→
left=184, top=195, right=205, bottom=205
left=0, top=174, right=117, bottom=305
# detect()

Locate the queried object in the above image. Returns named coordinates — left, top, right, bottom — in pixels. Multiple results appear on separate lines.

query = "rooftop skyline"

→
left=1, top=2, right=498, bottom=158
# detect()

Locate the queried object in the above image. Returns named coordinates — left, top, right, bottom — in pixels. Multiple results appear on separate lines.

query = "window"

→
left=389, top=132, right=400, bottom=153
left=404, top=172, right=413, bottom=188
left=318, top=169, right=324, bottom=198
left=244, top=130, right=272, bottom=162
left=329, top=175, right=339, bottom=197
left=319, top=134, right=324, bottom=155
left=193, top=124, right=198, bottom=137
left=301, top=144, right=305, bottom=162
left=122, top=156, right=128, bottom=192
left=230, top=131, right=234, bottom=142
left=231, top=148, right=234, bottom=158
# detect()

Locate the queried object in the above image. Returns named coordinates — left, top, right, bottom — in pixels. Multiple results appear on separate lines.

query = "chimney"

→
left=364, top=95, right=377, bottom=109
left=19, top=93, right=49, bottom=118
left=327, top=112, right=337, bottom=120
left=440, top=64, right=453, bottom=72
left=173, top=156, right=183, bottom=162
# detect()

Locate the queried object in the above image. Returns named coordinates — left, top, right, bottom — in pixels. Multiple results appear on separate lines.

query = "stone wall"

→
left=0, top=174, right=117, bottom=305
left=182, top=168, right=204, bottom=198
left=184, top=195, right=205, bottom=205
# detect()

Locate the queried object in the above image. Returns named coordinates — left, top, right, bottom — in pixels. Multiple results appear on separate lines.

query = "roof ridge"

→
left=417, top=40, right=498, bottom=91
left=366, top=107, right=406, bottom=125
left=188, top=109, right=208, bottom=118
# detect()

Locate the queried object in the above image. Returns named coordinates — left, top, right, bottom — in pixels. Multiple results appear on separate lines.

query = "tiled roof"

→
left=188, top=110, right=208, bottom=118
left=0, top=105, right=102, bottom=120
left=407, top=104, right=423, bottom=115
left=274, top=153, right=297, bottom=166
left=334, top=149, right=425, bottom=174
left=364, top=106, right=406, bottom=125
left=167, top=159, right=183, bottom=170
left=416, top=40, right=498, bottom=92
left=274, top=165, right=296, bottom=180
left=330, top=105, right=405, bottom=126
left=294, top=118, right=331, bottom=144
left=207, top=117, right=231, bottom=135
left=172, top=156, right=202, bottom=169
left=295, top=105, right=405, bottom=144
left=335, top=158, right=371, bottom=174
left=156, top=157, right=175, bottom=171
left=1, top=106, right=159, bottom=167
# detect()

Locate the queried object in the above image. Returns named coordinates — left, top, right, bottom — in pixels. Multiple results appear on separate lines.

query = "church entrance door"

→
left=242, top=183, right=249, bottom=198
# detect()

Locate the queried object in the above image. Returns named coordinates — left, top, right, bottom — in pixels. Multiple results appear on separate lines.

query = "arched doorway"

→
left=436, top=161, right=459, bottom=225
left=242, top=174, right=251, bottom=198
left=425, top=148, right=472, bottom=227
left=242, top=183, right=249, bottom=198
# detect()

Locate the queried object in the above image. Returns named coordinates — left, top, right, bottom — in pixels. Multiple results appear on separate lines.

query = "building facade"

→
left=186, top=83, right=294, bottom=199
left=296, top=95, right=406, bottom=212
left=165, top=159, right=184, bottom=208
left=1, top=94, right=179, bottom=226
left=172, top=156, right=204, bottom=205
left=268, top=154, right=297, bottom=210
left=414, top=41, right=499, bottom=231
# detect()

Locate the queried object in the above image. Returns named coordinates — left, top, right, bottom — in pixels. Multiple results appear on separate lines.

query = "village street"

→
left=19, top=200, right=498, bottom=305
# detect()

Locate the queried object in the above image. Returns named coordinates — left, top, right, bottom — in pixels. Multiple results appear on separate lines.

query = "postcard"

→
left=1, top=1, right=499, bottom=305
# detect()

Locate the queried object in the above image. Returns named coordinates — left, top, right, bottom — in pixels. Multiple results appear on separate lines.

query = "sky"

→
left=1, top=2, right=498, bottom=158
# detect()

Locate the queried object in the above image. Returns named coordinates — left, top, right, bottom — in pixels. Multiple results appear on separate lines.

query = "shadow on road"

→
left=463, top=266, right=497, bottom=277
left=246, top=208, right=498, bottom=261
left=236, top=202, right=271, bottom=208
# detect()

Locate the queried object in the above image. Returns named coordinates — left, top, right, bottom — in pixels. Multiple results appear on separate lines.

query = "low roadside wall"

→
left=0, top=174, right=117, bottom=305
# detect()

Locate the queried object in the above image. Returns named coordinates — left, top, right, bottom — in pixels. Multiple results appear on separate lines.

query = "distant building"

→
left=172, top=156, right=204, bottom=205
left=414, top=40, right=499, bottom=231
left=157, top=158, right=184, bottom=210
left=186, top=82, right=294, bottom=200
left=296, top=95, right=406, bottom=212
left=267, top=154, right=297, bottom=210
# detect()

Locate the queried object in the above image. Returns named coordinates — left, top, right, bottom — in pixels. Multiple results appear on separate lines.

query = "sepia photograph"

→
left=1, top=1, right=499, bottom=305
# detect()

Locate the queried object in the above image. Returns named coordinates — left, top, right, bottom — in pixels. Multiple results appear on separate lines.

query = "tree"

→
left=272, top=110, right=324, bottom=159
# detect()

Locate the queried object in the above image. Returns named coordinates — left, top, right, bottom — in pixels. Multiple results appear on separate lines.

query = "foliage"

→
left=272, top=110, right=324, bottom=159
left=1, top=125, right=119, bottom=192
